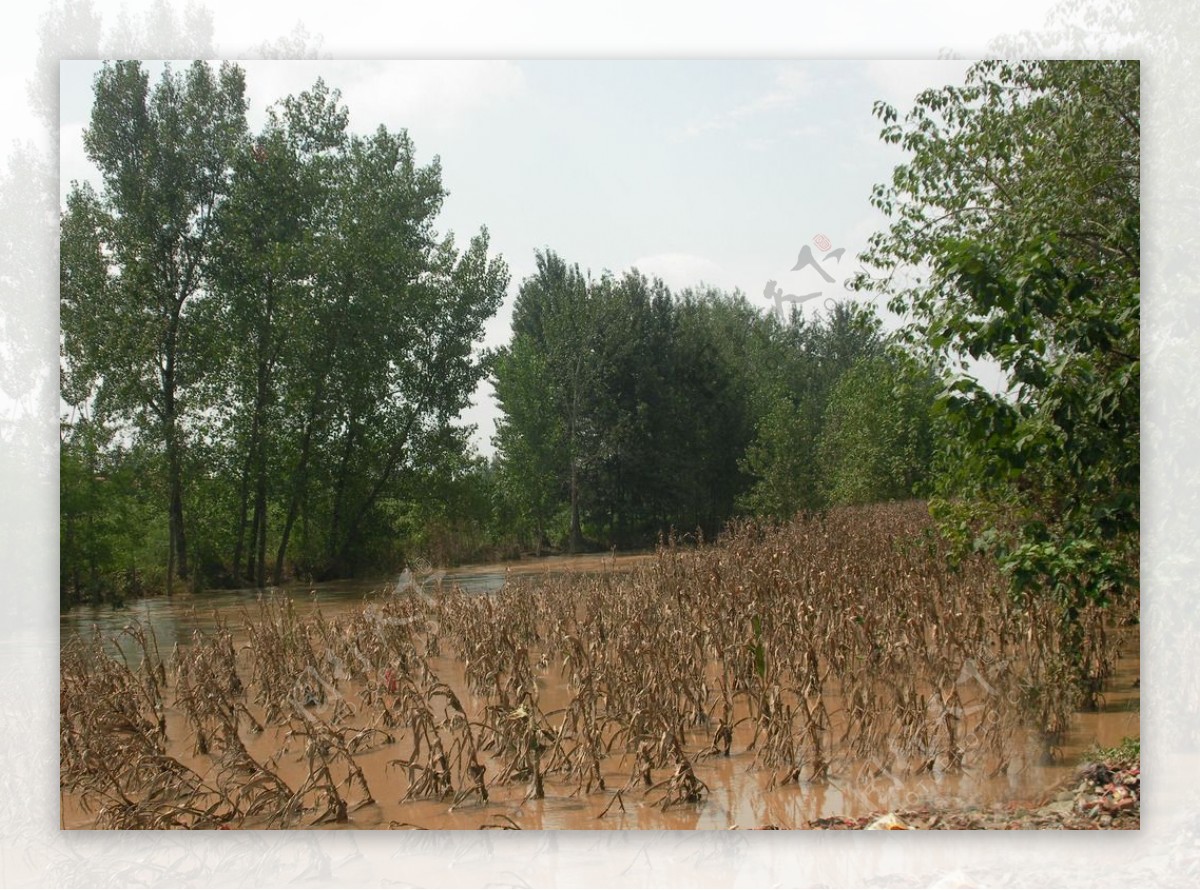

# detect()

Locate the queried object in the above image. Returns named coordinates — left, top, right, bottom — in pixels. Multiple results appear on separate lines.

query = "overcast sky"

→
left=60, top=59, right=975, bottom=455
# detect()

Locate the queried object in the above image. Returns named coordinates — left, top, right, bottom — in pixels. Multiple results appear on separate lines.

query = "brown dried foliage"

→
left=61, top=502, right=1134, bottom=828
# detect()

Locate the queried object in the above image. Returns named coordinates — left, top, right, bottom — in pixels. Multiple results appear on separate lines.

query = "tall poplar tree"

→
left=61, top=60, right=247, bottom=585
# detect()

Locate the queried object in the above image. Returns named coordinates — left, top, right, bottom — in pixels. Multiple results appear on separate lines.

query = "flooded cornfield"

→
left=59, top=503, right=1139, bottom=830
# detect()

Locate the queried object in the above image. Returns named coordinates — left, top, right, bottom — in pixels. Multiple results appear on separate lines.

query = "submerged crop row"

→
left=60, top=502, right=1136, bottom=829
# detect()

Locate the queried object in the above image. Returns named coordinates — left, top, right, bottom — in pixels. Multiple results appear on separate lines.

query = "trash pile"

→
left=1071, top=760, right=1140, bottom=827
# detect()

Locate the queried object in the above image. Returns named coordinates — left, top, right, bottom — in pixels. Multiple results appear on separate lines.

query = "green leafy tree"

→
left=737, top=394, right=816, bottom=520
left=391, top=447, right=502, bottom=566
left=61, top=65, right=507, bottom=600
left=818, top=352, right=939, bottom=506
left=660, top=290, right=762, bottom=536
left=496, top=272, right=771, bottom=550
left=492, top=344, right=564, bottom=554
left=62, top=60, right=248, bottom=586
left=207, top=79, right=348, bottom=586
left=581, top=270, right=677, bottom=546
left=309, top=130, right=506, bottom=578
left=737, top=302, right=886, bottom=517
left=855, top=61, right=1139, bottom=630
left=213, top=94, right=508, bottom=584
left=285, top=127, right=507, bottom=579
left=496, top=251, right=597, bottom=553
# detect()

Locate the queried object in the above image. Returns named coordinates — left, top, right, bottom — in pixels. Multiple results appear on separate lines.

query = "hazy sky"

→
left=60, top=59, right=975, bottom=454
left=18, top=0, right=1199, bottom=883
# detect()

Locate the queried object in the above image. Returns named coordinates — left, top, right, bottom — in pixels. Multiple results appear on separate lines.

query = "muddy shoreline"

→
left=804, top=757, right=1140, bottom=830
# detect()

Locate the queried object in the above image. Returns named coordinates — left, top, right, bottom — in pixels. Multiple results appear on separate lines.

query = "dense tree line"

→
left=61, top=57, right=1136, bottom=641
left=60, top=62, right=507, bottom=604
left=57, top=61, right=942, bottom=608
left=491, top=253, right=939, bottom=554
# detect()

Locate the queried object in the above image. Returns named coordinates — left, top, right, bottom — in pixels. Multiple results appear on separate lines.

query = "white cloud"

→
left=343, top=60, right=526, bottom=133
left=630, top=252, right=726, bottom=292
left=863, top=59, right=974, bottom=114
left=241, top=60, right=526, bottom=135
left=733, top=63, right=812, bottom=118
left=742, top=136, right=777, bottom=153
left=681, top=62, right=812, bottom=138
left=58, top=60, right=527, bottom=207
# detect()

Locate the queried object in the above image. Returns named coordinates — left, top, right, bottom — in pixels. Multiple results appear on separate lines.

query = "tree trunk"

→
left=273, top=381, right=324, bottom=585
left=253, top=467, right=268, bottom=588
left=252, top=277, right=275, bottom=589
left=568, top=460, right=583, bottom=554
left=247, top=496, right=261, bottom=582
left=231, top=445, right=252, bottom=584
left=163, top=318, right=188, bottom=583
left=333, top=403, right=425, bottom=573
left=327, top=418, right=358, bottom=571
left=274, top=502, right=300, bottom=585
left=165, top=409, right=188, bottom=582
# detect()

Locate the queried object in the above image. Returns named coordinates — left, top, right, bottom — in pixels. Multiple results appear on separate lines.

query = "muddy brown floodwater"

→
left=60, top=553, right=1139, bottom=831
left=60, top=552, right=651, bottom=651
